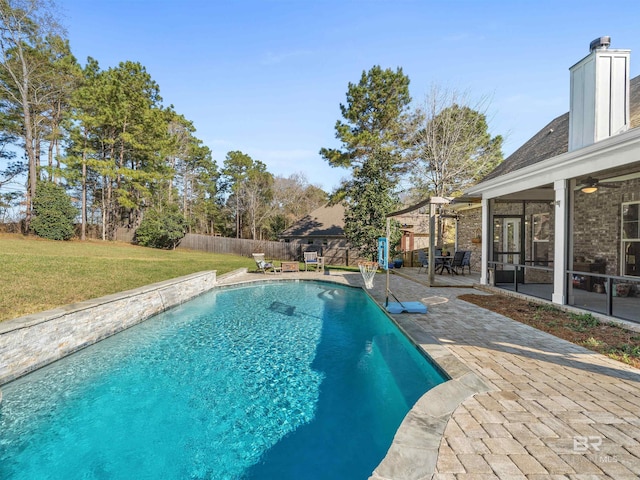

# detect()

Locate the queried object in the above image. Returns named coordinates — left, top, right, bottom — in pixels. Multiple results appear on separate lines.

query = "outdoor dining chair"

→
left=461, top=250, right=472, bottom=274
left=450, top=251, right=466, bottom=275
left=303, top=251, right=320, bottom=271
left=417, top=250, right=429, bottom=273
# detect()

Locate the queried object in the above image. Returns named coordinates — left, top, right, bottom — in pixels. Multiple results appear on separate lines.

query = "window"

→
left=622, top=202, right=640, bottom=277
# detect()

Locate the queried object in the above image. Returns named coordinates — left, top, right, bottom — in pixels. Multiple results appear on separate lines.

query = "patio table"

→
left=435, top=255, right=453, bottom=275
left=280, top=261, right=300, bottom=272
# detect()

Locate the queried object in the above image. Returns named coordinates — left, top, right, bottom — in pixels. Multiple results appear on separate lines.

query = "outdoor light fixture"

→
left=581, top=185, right=598, bottom=194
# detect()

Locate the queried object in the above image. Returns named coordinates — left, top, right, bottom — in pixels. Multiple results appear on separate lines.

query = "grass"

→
left=0, top=233, right=256, bottom=321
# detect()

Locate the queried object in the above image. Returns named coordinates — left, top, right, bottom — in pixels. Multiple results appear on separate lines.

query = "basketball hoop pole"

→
left=385, top=218, right=390, bottom=307
left=383, top=218, right=406, bottom=309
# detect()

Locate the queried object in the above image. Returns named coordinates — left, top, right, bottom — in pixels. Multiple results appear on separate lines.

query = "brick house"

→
left=461, top=37, right=640, bottom=322
left=280, top=203, right=347, bottom=249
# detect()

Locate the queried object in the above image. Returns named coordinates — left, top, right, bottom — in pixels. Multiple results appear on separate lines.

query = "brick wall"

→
left=456, top=205, right=482, bottom=271
left=573, top=178, right=640, bottom=275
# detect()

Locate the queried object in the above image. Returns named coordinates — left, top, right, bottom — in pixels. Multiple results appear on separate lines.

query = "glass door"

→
left=493, top=216, right=523, bottom=283
left=503, top=218, right=521, bottom=268
left=493, top=217, right=522, bottom=267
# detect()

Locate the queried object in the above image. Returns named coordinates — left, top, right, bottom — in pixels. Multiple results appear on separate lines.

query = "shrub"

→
left=136, top=205, right=187, bottom=249
left=569, top=312, right=600, bottom=331
left=30, top=182, right=77, bottom=240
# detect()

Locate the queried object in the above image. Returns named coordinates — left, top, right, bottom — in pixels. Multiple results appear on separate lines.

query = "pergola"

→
left=385, top=196, right=451, bottom=285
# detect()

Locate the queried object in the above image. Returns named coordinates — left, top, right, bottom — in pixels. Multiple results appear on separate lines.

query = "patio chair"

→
left=303, top=251, right=319, bottom=271
left=417, top=250, right=429, bottom=273
left=461, top=250, right=472, bottom=274
left=450, top=251, right=466, bottom=275
left=252, top=253, right=279, bottom=274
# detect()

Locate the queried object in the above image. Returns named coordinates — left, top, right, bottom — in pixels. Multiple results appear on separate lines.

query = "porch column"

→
left=552, top=179, right=569, bottom=304
left=480, top=197, right=490, bottom=284
left=428, top=202, right=436, bottom=284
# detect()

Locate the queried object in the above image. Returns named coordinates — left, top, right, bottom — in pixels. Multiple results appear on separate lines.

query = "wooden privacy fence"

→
left=179, top=234, right=369, bottom=266
left=177, top=234, right=301, bottom=260
left=114, top=229, right=368, bottom=266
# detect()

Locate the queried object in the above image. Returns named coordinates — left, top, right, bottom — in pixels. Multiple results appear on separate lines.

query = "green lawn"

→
left=0, top=234, right=256, bottom=322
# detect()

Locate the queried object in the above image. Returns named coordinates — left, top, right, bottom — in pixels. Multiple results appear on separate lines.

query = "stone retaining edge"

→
left=0, top=270, right=218, bottom=386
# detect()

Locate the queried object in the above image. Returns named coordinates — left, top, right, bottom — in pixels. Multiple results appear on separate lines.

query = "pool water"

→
left=0, top=281, right=445, bottom=479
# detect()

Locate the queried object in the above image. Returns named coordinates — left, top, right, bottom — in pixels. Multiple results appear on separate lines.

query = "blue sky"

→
left=48, top=0, right=640, bottom=191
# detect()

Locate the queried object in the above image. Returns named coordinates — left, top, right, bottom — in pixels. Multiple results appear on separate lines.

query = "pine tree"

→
left=320, top=66, right=411, bottom=259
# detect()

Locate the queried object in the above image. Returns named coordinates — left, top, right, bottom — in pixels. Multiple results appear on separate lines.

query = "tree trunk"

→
left=236, top=195, right=240, bottom=238
left=20, top=63, right=37, bottom=233
left=101, top=178, right=107, bottom=241
left=47, top=140, right=54, bottom=182
left=81, top=136, right=87, bottom=241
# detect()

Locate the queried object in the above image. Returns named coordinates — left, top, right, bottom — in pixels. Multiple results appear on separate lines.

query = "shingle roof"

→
left=280, top=203, right=345, bottom=238
left=483, top=75, right=640, bottom=181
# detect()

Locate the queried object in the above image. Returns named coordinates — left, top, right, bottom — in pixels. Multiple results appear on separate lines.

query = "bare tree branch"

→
left=406, top=85, right=503, bottom=200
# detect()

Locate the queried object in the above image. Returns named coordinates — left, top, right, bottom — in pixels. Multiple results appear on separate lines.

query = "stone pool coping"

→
left=368, top=312, right=491, bottom=480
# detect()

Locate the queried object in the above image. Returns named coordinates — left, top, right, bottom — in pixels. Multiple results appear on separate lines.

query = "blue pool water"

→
left=0, top=281, right=445, bottom=479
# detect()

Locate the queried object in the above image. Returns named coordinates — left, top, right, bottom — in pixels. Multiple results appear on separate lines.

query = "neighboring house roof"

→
left=280, top=201, right=433, bottom=239
left=482, top=75, right=640, bottom=182
left=280, top=203, right=345, bottom=238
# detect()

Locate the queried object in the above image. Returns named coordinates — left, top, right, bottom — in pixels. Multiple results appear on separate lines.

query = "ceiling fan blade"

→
left=577, top=176, right=598, bottom=187
left=599, top=172, right=640, bottom=183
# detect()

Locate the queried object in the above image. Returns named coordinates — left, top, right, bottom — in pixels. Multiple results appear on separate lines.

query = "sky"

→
left=13, top=0, right=640, bottom=193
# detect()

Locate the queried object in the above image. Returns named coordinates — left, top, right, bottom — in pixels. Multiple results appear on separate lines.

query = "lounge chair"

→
left=252, top=253, right=280, bottom=274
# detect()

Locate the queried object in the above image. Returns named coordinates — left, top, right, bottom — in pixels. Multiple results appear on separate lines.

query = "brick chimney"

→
left=568, top=36, right=631, bottom=151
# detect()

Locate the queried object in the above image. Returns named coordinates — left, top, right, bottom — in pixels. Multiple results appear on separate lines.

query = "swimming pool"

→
left=0, top=281, right=445, bottom=479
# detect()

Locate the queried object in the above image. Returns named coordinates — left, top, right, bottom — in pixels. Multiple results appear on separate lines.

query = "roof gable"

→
left=280, top=203, right=345, bottom=238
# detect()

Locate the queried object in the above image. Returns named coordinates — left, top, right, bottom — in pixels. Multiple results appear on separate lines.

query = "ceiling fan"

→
left=577, top=176, right=620, bottom=193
